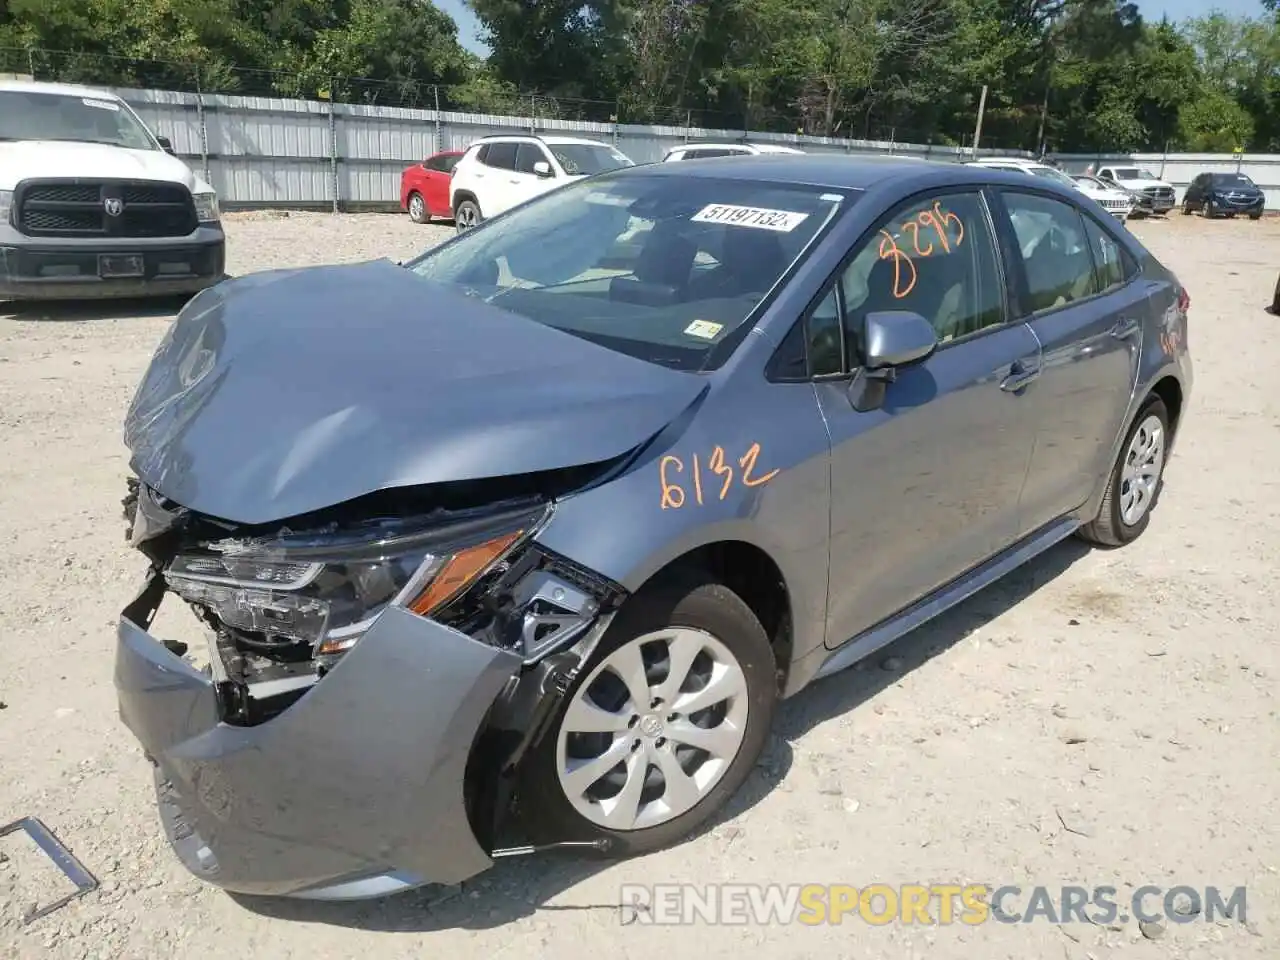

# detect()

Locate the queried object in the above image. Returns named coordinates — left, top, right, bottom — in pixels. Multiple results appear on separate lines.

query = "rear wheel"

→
left=407, top=192, right=430, bottom=224
left=455, top=199, right=482, bottom=233
left=1078, top=396, right=1170, bottom=548
left=518, top=576, right=777, bottom=857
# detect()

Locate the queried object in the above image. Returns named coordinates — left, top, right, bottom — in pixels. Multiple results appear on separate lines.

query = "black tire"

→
left=454, top=198, right=482, bottom=233
left=517, top=574, right=778, bottom=858
left=1181, top=200, right=1192, bottom=215
left=1251, top=212, right=1263, bottom=221
left=407, top=191, right=431, bottom=224
left=1271, top=274, right=1280, bottom=314
left=1078, top=395, right=1170, bottom=548
left=1204, top=199, right=1216, bottom=219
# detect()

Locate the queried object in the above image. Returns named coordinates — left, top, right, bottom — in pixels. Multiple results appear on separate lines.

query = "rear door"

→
left=991, top=189, right=1143, bottom=535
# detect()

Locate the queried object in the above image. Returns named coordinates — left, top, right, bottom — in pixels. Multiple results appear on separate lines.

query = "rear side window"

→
left=840, top=190, right=1006, bottom=347
left=1080, top=215, right=1136, bottom=293
left=482, top=142, right=518, bottom=170
left=1003, top=192, right=1097, bottom=311
left=426, top=153, right=459, bottom=173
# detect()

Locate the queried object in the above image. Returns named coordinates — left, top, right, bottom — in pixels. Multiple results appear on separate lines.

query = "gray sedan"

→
left=115, top=154, right=1192, bottom=900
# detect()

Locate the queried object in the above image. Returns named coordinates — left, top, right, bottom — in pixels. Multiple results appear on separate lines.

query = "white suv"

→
left=449, top=134, right=634, bottom=231
left=662, top=142, right=804, bottom=162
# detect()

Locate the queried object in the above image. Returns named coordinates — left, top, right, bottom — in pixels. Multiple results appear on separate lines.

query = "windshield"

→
left=406, top=171, right=846, bottom=371
left=549, top=144, right=634, bottom=176
left=1030, top=166, right=1081, bottom=188
left=1212, top=173, right=1255, bottom=186
left=0, top=91, right=157, bottom=149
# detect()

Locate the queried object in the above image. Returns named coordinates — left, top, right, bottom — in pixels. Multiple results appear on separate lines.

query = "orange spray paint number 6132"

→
left=660, top=442, right=780, bottom=510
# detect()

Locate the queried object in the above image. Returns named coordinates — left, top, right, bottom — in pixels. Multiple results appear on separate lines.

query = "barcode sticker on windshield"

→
left=82, top=98, right=120, bottom=111
left=691, top=204, right=809, bottom=232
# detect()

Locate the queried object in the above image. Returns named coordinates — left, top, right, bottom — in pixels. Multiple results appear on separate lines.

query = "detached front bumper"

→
left=114, top=575, right=523, bottom=899
left=0, top=223, right=226, bottom=301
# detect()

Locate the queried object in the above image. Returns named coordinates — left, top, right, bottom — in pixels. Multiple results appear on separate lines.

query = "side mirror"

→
left=533, top=160, right=554, bottom=178
left=864, top=310, right=938, bottom=369
left=849, top=310, right=937, bottom=413
left=156, top=135, right=175, bottom=155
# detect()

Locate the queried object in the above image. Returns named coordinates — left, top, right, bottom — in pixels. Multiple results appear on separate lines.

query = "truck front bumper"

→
left=114, top=575, right=523, bottom=899
left=0, top=223, right=225, bottom=301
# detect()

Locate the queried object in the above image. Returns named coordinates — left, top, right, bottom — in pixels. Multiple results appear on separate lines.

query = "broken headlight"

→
left=164, top=504, right=548, bottom=657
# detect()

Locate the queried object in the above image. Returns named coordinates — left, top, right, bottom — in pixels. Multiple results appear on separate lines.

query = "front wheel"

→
left=454, top=199, right=482, bottom=233
left=1204, top=199, right=1216, bottom=218
left=518, top=576, right=778, bottom=857
left=1250, top=212, right=1263, bottom=221
left=1181, top=200, right=1192, bottom=215
left=1078, top=396, right=1170, bottom=548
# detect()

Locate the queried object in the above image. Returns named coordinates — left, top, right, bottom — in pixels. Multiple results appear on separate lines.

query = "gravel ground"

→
left=0, top=210, right=1277, bottom=959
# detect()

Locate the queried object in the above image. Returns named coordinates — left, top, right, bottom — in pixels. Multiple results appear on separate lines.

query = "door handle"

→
left=1000, top=360, right=1041, bottom=393
left=1110, top=317, right=1141, bottom=340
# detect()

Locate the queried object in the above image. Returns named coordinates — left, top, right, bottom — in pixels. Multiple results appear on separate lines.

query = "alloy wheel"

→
left=555, top=627, right=750, bottom=832
left=1120, top=414, right=1165, bottom=526
left=456, top=205, right=478, bottom=231
left=408, top=194, right=425, bottom=221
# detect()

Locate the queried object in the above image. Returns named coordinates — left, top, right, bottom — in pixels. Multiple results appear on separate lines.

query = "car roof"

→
left=968, top=158, right=1046, bottom=168
left=0, top=78, right=122, bottom=99
left=666, top=142, right=803, bottom=154
left=614, top=152, right=1090, bottom=195
left=472, top=134, right=611, bottom=148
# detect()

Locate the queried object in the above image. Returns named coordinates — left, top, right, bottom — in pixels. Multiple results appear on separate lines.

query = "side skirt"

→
left=815, top=516, right=1081, bottom=681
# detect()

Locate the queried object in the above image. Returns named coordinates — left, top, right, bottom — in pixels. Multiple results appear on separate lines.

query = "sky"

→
left=438, top=0, right=1266, bottom=59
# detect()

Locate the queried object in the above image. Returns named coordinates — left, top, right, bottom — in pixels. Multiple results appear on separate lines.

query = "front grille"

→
left=15, top=178, right=197, bottom=239
left=1142, top=186, right=1174, bottom=199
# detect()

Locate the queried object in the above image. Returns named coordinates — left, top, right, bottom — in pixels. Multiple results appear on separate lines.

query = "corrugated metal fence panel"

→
left=213, top=158, right=334, bottom=206
left=103, top=85, right=1280, bottom=209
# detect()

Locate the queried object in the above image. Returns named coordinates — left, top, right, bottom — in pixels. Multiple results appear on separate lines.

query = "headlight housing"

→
left=164, top=504, right=547, bottom=657
left=0, top=190, right=12, bottom=225
left=192, top=191, right=220, bottom=223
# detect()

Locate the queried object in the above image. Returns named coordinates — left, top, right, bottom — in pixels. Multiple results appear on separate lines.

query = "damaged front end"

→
left=117, top=470, right=628, bottom=897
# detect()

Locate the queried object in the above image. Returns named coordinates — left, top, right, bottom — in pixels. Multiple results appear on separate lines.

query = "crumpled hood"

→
left=0, top=140, right=211, bottom=193
left=123, top=259, right=706, bottom=525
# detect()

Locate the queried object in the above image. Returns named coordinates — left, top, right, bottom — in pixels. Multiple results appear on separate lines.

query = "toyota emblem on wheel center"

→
left=104, top=197, right=124, bottom=217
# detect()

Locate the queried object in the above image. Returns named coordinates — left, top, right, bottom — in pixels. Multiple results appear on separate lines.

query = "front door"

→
left=817, top=188, right=1043, bottom=647
left=993, top=190, right=1142, bottom=533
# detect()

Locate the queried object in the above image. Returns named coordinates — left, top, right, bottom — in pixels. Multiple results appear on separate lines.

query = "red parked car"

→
left=400, top=149, right=463, bottom=224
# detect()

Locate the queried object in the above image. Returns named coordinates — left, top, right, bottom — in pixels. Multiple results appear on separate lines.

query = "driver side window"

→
left=838, top=190, right=1005, bottom=353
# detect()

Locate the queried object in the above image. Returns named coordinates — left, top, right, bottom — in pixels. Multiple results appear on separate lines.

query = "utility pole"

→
left=1035, top=82, right=1049, bottom=158
left=972, top=84, right=988, bottom=159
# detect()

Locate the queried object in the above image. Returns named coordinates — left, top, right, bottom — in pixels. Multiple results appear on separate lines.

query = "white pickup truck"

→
left=0, top=78, right=226, bottom=301
left=1094, top=165, right=1177, bottom=216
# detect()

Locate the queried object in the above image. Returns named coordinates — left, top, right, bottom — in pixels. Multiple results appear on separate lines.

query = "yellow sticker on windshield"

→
left=684, top=319, right=725, bottom=340
left=691, top=204, right=810, bottom=232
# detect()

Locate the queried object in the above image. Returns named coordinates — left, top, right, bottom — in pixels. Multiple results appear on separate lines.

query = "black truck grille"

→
left=14, top=179, right=197, bottom=239
left=1142, top=186, right=1174, bottom=200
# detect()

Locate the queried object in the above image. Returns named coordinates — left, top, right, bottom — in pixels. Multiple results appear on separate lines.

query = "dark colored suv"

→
left=1182, top=172, right=1265, bottom=220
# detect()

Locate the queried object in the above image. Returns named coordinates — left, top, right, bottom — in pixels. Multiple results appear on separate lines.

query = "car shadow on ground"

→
left=0, top=291, right=206, bottom=322
left=231, top=536, right=1093, bottom=933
